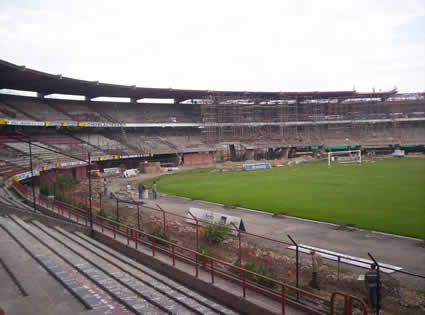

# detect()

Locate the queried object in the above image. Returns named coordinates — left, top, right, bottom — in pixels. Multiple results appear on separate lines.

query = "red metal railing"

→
left=93, top=213, right=328, bottom=315
left=330, top=292, right=368, bottom=315
left=11, top=181, right=367, bottom=315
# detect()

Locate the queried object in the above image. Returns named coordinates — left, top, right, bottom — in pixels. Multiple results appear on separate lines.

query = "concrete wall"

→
left=183, top=152, right=213, bottom=166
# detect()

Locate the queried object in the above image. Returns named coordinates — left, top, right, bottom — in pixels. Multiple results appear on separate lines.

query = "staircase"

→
left=45, top=101, right=76, bottom=120
left=0, top=213, right=238, bottom=315
left=103, top=132, right=140, bottom=154
left=0, top=99, right=39, bottom=121
left=89, top=104, right=120, bottom=124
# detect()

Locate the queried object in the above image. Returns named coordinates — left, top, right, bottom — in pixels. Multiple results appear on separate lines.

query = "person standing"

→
left=365, top=264, right=379, bottom=311
left=311, top=250, right=322, bottom=290
left=103, top=178, right=108, bottom=198
left=138, top=182, right=144, bottom=199
left=152, top=181, right=158, bottom=199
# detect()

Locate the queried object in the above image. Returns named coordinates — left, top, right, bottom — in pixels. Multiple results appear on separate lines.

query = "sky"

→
left=1, top=0, right=424, bottom=94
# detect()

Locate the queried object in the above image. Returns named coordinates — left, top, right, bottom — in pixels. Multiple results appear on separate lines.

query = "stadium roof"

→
left=0, top=59, right=396, bottom=102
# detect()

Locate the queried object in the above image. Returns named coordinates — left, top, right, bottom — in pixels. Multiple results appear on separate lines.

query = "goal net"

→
left=328, top=150, right=361, bottom=167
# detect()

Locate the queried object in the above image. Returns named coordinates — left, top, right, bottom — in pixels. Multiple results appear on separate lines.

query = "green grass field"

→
left=147, top=159, right=425, bottom=239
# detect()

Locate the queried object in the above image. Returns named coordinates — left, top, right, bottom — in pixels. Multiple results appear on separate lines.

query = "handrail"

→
left=93, top=212, right=329, bottom=314
left=331, top=291, right=368, bottom=315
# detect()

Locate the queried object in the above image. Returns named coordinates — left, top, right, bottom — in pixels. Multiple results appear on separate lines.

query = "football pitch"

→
left=148, top=159, right=425, bottom=239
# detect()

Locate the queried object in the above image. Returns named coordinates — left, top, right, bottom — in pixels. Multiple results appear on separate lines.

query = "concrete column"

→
left=229, top=144, right=237, bottom=161
left=243, top=149, right=255, bottom=161
left=278, top=148, right=289, bottom=159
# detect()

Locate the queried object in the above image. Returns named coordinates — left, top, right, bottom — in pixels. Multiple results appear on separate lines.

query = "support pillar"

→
left=229, top=144, right=236, bottom=161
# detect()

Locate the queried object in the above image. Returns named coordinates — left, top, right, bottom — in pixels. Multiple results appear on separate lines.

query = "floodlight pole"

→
left=28, top=139, right=36, bottom=212
left=88, top=152, right=93, bottom=235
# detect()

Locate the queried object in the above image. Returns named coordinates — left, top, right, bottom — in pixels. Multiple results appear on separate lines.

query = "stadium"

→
left=0, top=58, right=424, bottom=315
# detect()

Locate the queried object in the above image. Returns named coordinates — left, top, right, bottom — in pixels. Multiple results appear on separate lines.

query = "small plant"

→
left=232, top=262, right=279, bottom=290
left=110, top=217, right=121, bottom=230
left=286, top=280, right=298, bottom=298
left=417, top=289, right=425, bottom=297
left=98, top=208, right=107, bottom=218
left=149, top=228, right=170, bottom=246
left=202, top=223, right=232, bottom=244
left=40, top=185, right=49, bottom=196
left=199, top=243, right=214, bottom=268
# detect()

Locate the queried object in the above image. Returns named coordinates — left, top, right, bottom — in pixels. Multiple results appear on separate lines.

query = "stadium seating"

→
left=0, top=212, right=238, bottom=315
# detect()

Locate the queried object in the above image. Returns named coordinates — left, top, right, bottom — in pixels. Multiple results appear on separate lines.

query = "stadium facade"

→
left=0, top=59, right=424, bottom=181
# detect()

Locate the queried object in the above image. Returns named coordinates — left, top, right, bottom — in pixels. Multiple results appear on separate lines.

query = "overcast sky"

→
left=1, top=0, right=424, bottom=94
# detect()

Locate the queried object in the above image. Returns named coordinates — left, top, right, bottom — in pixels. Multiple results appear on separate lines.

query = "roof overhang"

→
left=0, top=59, right=397, bottom=101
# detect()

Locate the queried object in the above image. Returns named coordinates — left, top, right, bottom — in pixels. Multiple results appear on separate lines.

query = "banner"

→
left=45, top=121, right=61, bottom=127
left=186, top=207, right=246, bottom=233
left=6, top=120, right=44, bottom=126
left=243, top=163, right=271, bottom=171
left=103, top=167, right=122, bottom=175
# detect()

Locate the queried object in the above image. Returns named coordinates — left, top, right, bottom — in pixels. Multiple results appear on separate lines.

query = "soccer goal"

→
left=328, top=150, right=362, bottom=167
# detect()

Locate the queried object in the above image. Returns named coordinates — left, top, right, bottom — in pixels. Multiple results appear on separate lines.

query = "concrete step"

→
left=33, top=221, right=196, bottom=314
left=0, top=216, right=123, bottom=314
left=0, top=258, right=24, bottom=303
left=10, top=214, right=166, bottom=315
left=0, top=186, right=33, bottom=211
left=71, top=228, right=239, bottom=315
left=0, top=217, right=87, bottom=315
left=44, top=222, right=230, bottom=315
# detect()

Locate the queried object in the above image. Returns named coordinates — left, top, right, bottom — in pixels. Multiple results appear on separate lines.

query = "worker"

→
left=311, top=250, right=322, bottom=290
left=138, top=182, right=144, bottom=199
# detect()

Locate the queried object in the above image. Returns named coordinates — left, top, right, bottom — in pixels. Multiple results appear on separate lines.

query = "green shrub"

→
left=40, top=185, right=49, bottom=196
left=55, top=174, right=79, bottom=186
left=233, top=262, right=279, bottom=290
left=109, top=217, right=121, bottom=230
left=286, top=280, right=298, bottom=297
left=149, top=228, right=170, bottom=246
left=98, top=208, right=107, bottom=217
left=202, top=223, right=232, bottom=244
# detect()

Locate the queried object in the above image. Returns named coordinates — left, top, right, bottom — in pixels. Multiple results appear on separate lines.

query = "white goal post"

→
left=328, top=150, right=362, bottom=167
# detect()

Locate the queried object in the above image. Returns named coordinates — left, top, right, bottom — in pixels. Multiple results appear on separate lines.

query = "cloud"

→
left=0, top=0, right=424, bottom=93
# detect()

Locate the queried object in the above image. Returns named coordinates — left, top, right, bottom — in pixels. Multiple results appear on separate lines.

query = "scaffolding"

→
left=198, top=92, right=425, bottom=148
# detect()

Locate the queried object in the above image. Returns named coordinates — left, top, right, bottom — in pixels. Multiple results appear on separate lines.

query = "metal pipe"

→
left=88, top=152, right=93, bottom=235
left=137, top=204, right=140, bottom=231
left=28, top=139, right=36, bottom=212
left=116, top=198, right=119, bottom=221
left=288, top=235, right=300, bottom=300
left=231, top=223, right=242, bottom=266
left=368, top=253, right=381, bottom=315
